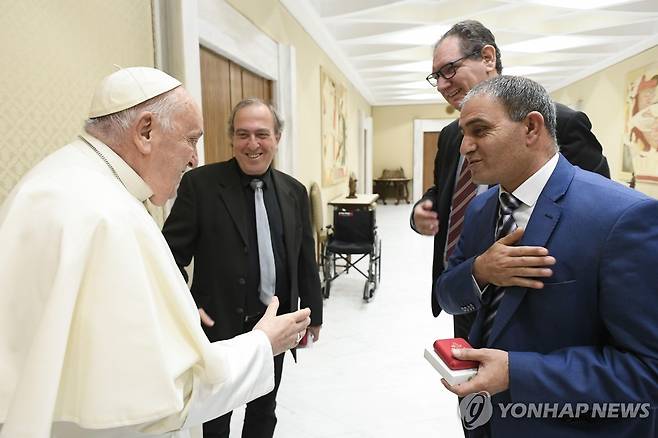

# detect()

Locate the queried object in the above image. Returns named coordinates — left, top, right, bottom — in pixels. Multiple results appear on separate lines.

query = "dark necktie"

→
left=250, top=179, right=276, bottom=305
left=445, top=159, right=478, bottom=263
left=481, top=191, right=521, bottom=344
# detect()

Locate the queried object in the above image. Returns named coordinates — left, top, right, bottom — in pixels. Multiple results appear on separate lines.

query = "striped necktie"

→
left=250, top=179, right=276, bottom=305
left=445, top=159, right=478, bottom=263
left=481, top=191, right=521, bottom=345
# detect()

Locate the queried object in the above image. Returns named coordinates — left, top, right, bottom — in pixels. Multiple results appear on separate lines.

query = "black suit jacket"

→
left=162, top=158, right=323, bottom=343
left=416, top=103, right=610, bottom=328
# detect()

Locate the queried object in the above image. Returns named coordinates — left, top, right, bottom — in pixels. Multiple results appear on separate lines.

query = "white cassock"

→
left=0, top=134, right=274, bottom=438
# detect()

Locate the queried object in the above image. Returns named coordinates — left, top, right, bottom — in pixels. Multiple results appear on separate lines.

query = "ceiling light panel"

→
left=526, top=0, right=637, bottom=10
left=286, top=0, right=658, bottom=105
left=503, top=35, right=622, bottom=53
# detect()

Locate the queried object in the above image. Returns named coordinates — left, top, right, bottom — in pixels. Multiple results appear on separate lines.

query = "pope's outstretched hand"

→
left=254, top=297, right=311, bottom=356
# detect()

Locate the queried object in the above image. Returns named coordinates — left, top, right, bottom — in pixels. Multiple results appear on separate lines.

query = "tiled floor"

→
left=231, top=204, right=463, bottom=437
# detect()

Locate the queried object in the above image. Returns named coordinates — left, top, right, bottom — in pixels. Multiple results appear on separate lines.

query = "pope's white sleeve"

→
left=181, top=329, right=275, bottom=428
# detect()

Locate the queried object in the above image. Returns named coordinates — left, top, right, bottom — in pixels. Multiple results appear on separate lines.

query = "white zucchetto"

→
left=88, top=67, right=182, bottom=118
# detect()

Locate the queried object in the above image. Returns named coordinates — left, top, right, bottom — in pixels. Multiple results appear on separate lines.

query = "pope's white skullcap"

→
left=88, top=66, right=182, bottom=118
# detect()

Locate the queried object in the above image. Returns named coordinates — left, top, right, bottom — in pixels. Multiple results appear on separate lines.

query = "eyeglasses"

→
left=425, top=50, right=481, bottom=87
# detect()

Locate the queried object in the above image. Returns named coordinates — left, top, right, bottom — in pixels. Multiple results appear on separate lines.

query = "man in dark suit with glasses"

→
left=411, top=20, right=610, bottom=340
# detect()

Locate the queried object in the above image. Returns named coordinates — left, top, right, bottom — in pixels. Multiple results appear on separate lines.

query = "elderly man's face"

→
left=232, top=104, right=279, bottom=176
left=459, top=94, right=529, bottom=191
left=148, top=89, right=203, bottom=205
left=432, top=36, right=492, bottom=109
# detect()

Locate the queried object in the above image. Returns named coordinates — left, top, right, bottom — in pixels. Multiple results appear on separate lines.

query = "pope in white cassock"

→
left=0, top=67, right=311, bottom=438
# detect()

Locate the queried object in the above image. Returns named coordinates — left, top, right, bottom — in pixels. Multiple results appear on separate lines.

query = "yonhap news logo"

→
left=459, top=392, right=493, bottom=430
left=498, top=402, right=651, bottom=419
left=458, top=393, right=651, bottom=429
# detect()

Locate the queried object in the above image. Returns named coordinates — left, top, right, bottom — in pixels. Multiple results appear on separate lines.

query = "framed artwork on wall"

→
left=623, top=62, right=658, bottom=184
left=320, top=67, right=348, bottom=186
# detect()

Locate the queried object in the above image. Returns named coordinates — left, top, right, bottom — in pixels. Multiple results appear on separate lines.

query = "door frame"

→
left=412, top=118, right=455, bottom=201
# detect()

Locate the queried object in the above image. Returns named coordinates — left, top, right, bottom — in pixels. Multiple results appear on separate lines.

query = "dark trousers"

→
left=453, top=312, right=476, bottom=340
left=202, top=353, right=284, bottom=438
left=203, top=314, right=285, bottom=438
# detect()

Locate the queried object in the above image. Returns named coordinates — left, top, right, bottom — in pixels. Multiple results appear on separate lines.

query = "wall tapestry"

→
left=624, top=62, right=658, bottom=183
left=320, top=68, right=347, bottom=185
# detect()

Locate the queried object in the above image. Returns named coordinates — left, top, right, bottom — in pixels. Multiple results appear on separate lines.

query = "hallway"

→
left=232, top=204, right=463, bottom=437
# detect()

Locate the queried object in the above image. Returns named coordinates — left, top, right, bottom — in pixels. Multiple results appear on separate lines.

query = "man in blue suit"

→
left=436, top=75, right=658, bottom=437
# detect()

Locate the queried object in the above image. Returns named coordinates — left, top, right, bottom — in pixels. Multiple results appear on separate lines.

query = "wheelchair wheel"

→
left=374, top=238, right=382, bottom=288
left=369, top=239, right=382, bottom=292
left=322, top=280, right=331, bottom=299
left=322, top=252, right=333, bottom=298
left=363, top=280, right=375, bottom=302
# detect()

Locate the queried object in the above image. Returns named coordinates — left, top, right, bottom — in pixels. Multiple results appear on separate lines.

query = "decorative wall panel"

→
left=0, top=0, right=154, bottom=203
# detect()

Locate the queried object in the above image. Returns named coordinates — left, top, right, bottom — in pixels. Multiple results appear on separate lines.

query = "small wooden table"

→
left=328, top=194, right=379, bottom=208
left=372, top=178, right=411, bottom=205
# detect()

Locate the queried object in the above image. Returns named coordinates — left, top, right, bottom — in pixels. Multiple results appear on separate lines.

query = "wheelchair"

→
left=321, top=204, right=381, bottom=302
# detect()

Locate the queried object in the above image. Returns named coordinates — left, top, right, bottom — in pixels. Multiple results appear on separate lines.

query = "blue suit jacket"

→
left=436, top=155, right=658, bottom=437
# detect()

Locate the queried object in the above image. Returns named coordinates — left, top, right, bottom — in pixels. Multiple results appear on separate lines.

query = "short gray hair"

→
left=463, top=75, right=557, bottom=147
left=84, top=87, right=183, bottom=140
left=227, top=98, right=284, bottom=138
left=436, top=20, right=503, bottom=74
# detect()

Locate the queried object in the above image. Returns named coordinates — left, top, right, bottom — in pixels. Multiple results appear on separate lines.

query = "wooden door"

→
left=423, top=131, right=440, bottom=192
left=229, top=61, right=243, bottom=109
left=200, top=47, right=232, bottom=165
left=199, top=46, right=273, bottom=165
left=242, top=68, right=270, bottom=103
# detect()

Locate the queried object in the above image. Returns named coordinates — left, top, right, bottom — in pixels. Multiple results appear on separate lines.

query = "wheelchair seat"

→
left=326, top=240, right=373, bottom=254
left=322, top=205, right=381, bottom=301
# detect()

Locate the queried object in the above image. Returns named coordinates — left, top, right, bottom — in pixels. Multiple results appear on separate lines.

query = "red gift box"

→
left=298, top=332, right=313, bottom=348
left=433, top=338, right=479, bottom=370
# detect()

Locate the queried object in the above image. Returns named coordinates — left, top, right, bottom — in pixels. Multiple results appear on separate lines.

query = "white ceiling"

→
left=281, top=0, right=658, bottom=106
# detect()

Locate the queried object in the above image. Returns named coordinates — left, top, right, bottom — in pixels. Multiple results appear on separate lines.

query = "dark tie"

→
left=250, top=179, right=276, bottom=305
left=481, top=191, right=521, bottom=345
left=445, top=159, right=478, bottom=263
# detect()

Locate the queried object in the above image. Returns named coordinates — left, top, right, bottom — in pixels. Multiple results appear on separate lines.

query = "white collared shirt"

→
left=501, top=152, right=559, bottom=232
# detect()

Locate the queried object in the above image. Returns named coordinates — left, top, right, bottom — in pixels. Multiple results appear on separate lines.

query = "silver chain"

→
left=79, top=136, right=125, bottom=188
